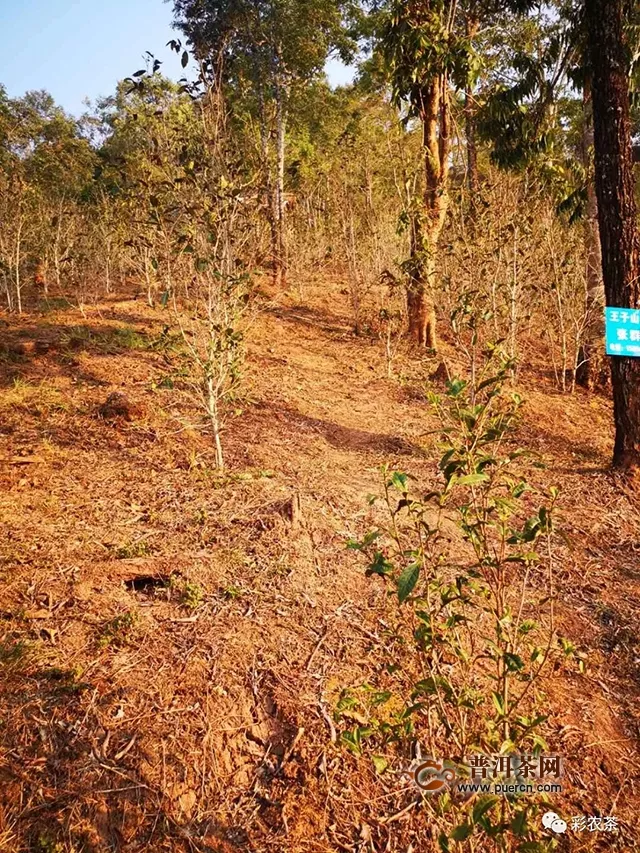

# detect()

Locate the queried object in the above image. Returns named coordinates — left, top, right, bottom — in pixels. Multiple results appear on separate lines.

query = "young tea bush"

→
left=346, top=347, right=582, bottom=851
left=177, top=267, right=249, bottom=471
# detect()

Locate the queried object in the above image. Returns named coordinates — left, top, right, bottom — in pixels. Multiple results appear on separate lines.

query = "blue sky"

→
left=0, top=0, right=354, bottom=116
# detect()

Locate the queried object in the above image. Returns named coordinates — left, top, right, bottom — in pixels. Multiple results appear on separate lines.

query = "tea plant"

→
left=169, top=576, right=205, bottom=610
left=98, top=611, right=138, bottom=648
left=114, top=539, right=152, bottom=559
left=346, top=346, right=582, bottom=851
left=181, top=580, right=204, bottom=611
left=126, top=57, right=253, bottom=472
left=178, top=268, right=248, bottom=471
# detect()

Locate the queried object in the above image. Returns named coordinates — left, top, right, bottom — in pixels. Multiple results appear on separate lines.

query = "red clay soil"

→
left=0, top=279, right=639, bottom=852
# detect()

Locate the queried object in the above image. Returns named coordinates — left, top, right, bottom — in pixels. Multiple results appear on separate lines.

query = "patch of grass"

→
left=182, top=581, right=204, bottom=610
left=153, top=374, right=175, bottom=390
left=150, top=361, right=191, bottom=392
left=38, top=297, right=74, bottom=314
left=61, top=324, right=152, bottom=354
left=61, top=323, right=184, bottom=356
left=153, top=326, right=186, bottom=354
left=98, top=611, right=138, bottom=648
left=33, top=832, right=65, bottom=853
left=114, top=539, right=153, bottom=559
left=0, top=347, right=26, bottom=365
left=170, top=576, right=205, bottom=610
left=0, top=378, right=68, bottom=415
left=60, top=325, right=94, bottom=350
left=229, top=469, right=276, bottom=483
left=99, top=326, right=153, bottom=352
left=193, top=507, right=208, bottom=527
left=37, top=666, right=91, bottom=695
left=0, top=639, right=30, bottom=670
left=222, top=584, right=243, bottom=600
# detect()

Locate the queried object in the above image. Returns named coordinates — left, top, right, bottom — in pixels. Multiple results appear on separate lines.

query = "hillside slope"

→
left=1, top=279, right=639, bottom=852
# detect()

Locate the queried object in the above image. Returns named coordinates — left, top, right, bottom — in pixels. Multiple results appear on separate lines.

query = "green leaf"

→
left=414, top=676, right=454, bottom=701
left=451, top=823, right=472, bottom=841
left=477, top=375, right=501, bottom=391
left=530, top=646, right=544, bottom=664
left=341, top=726, right=372, bottom=755
left=347, top=530, right=379, bottom=551
left=340, top=730, right=361, bottom=755
left=446, top=378, right=467, bottom=397
left=371, top=755, right=388, bottom=775
left=512, top=481, right=528, bottom=498
left=510, top=808, right=528, bottom=836
left=181, top=50, right=189, bottom=68
left=366, top=551, right=394, bottom=578
left=531, top=734, right=548, bottom=753
left=472, top=795, right=499, bottom=823
left=438, top=833, right=451, bottom=853
left=455, top=473, right=489, bottom=487
left=491, top=692, right=506, bottom=716
left=389, top=471, right=409, bottom=492
left=503, top=652, right=524, bottom=672
left=397, top=562, right=420, bottom=603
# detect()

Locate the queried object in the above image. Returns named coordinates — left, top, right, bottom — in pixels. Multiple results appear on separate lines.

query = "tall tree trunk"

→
left=15, top=213, right=23, bottom=315
left=408, top=76, right=450, bottom=349
left=576, top=81, right=605, bottom=389
left=258, top=88, right=278, bottom=282
left=274, top=73, right=287, bottom=288
left=54, top=199, right=65, bottom=291
left=464, top=15, right=480, bottom=204
left=465, top=88, right=478, bottom=195
left=586, top=0, right=640, bottom=469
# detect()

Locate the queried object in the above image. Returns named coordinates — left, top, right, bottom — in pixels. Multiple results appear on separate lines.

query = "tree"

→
left=458, top=0, right=517, bottom=203
left=171, top=0, right=355, bottom=287
left=575, top=78, right=605, bottom=390
left=586, top=0, right=640, bottom=469
left=0, top=89, right=96, bottom=310
left=474, top=3, right=614, bottom=389
left=382, top=1, right=472, bottom=349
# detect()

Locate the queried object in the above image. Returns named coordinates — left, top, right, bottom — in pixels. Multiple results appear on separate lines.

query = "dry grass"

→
left=0, top=279, right=639, bottom=851
left=0, top=378, right=69, bottom=415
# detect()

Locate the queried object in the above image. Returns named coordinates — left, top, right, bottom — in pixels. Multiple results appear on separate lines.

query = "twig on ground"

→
left=305, top=623, right=329, bottom=671
left=379, top=799, right=419, bottom=825
left=317, top=701, right=337, bottom=744
left=280, top=726, right=304, bottom=767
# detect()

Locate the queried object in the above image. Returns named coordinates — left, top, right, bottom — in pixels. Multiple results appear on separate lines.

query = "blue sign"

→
left=605, top=307, right=640, bottom=357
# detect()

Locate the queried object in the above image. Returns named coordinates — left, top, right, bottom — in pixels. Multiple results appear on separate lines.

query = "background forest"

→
left=3, top=0, right=634, bottom=396
left=2, top=1, right=640, bottom=852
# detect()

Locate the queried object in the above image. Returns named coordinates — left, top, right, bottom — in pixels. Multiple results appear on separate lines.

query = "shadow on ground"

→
left=250, top=398, right=424, bottom=458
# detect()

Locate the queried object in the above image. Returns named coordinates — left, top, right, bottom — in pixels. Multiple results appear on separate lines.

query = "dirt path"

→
left=1, top=279, right=640, bottom=851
